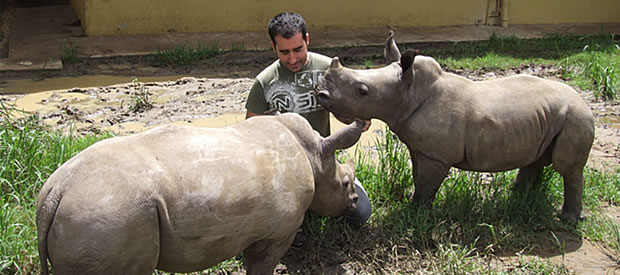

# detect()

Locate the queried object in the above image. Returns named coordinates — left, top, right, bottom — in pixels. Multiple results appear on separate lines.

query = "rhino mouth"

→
left=315, top=89, right=331, bottom=109
left=315, top=75, right=332, bottom=108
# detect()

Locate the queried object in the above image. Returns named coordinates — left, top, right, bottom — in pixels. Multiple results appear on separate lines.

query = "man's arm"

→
left=245, top=111, right=261, bottom=119
left=245, top=78, right=270, bottom=119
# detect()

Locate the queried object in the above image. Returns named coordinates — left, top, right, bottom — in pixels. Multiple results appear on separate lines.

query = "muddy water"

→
left=0, top=75, right=186, bottom=95
left=599, top=115, right=620, bottom=128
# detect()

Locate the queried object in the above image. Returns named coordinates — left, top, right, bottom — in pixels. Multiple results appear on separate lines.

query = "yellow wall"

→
left=509, top=0, right=620, bottom=24
left=70, top=0, right=620, bottom=36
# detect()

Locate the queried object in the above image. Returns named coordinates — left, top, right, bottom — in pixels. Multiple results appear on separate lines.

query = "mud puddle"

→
left=0, top=74, right=188, bottom=95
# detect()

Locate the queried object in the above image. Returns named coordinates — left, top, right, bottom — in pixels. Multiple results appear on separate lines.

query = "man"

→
left=245, top=12, right=371, bottom=225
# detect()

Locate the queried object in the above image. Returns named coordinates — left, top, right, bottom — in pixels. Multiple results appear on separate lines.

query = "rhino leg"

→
left=558, top=171, right=584, bottom=222
left=550, top=118, right=593, bottom=222
left=514, top=149, right=552, bottom=190
left=410, top=154, right=451, bottom=206
left=48, top=202, right=160, bottom=274
left=243, top=232, right=297, bottom=275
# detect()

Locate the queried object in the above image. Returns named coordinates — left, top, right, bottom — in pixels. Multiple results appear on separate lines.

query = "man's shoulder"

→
left=255, top=59, right=281, bottom=84
left=308, top=52, right=332, bottom=68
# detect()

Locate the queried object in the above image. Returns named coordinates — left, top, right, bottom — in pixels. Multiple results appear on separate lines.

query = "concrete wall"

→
left=509, top=0, right=620, bottom=24
left=70, top=0, right=620, bottom=36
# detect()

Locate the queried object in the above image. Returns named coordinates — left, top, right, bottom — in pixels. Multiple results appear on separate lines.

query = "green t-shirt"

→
left=245, top=52, right=332, bottom=137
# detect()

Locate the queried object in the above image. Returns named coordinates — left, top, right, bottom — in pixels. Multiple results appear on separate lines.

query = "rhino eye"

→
left=356, top=83, right=369, bottom=96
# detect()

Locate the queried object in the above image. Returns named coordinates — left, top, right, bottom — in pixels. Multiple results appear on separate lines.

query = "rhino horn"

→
left=321, top=120, right=364, bottom=155
left=384, top=30, right=401, bottom=63
left=330, top=57, right=343, bottom=69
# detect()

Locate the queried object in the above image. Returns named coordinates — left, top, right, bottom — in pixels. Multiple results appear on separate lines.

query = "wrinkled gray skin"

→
left=36, top=113, right=363, bottom=275
left=316, top=31, right=594, bottom=222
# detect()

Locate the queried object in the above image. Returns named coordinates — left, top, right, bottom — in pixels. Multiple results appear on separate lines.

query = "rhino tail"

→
left=36, top=187, right=62, bottom=275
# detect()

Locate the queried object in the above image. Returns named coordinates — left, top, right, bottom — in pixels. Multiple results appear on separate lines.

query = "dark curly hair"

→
left=268, top=12, right=307, bottom=45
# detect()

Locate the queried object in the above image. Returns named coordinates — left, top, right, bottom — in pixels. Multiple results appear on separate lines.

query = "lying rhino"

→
left=37, top=113, right=363, bottom=275
left=316, top=31, right=594, bottom=222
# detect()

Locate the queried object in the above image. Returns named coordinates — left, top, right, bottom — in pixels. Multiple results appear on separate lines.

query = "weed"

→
left=230, top=42, right=245, bottom=52
left=431, top=33, right=619, bottom=101
left=60, top=41, right=78, bottom=64
left=362, top=58, right=373, bottom=69
left=578, top=40, right=619, bottom=101
left=123, top=78, right=153, bottom=113
left=149, top=43, right=220, bottom=66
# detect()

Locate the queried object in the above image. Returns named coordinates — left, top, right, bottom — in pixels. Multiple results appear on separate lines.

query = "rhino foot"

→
left=560, top=210, right=584, bottom=224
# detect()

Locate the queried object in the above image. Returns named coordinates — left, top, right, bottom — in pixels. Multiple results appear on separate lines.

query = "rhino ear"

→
left=321, top=120, right=364, bottom=156
left=400, top=49, right=418, bottom=72
left=330, top=57, right=343, bottom=69
left=384, top=30, right=401, bottom=63
left=400, top=49, right=417, bottom=86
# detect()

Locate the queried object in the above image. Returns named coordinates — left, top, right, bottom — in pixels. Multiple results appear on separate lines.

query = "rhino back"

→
left=404, top=73, right=593, bottom=171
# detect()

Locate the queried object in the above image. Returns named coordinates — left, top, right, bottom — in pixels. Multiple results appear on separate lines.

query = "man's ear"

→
left=271, top=41, right=277, bottom=53
left=305, top=32, right=310, bottom=46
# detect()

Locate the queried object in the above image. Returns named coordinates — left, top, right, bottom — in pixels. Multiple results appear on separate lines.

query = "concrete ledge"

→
left=0, top=58, right=63, bottom=71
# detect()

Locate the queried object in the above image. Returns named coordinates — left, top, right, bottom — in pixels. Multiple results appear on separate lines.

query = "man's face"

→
left=272, top=32, right=309, bottom=73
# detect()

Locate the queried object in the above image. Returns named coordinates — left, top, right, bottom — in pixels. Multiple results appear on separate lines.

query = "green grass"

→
left=565, top=42, right=619, bottom=100
left=230, top=42, right=246, bottom=52
left=0, top=102, right=112, bottom=275
left=149, top=43, right=220, bottom=67
left=284, top=129, right=618, bottom=274
left=60, top=41, right=78, bottom=64
left=122, top=78, right=153, bottom=113
left=412, top=33, right=620, bottom=101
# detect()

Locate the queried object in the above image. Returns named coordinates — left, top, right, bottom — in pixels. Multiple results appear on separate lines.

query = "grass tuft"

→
left=122, top=78, right=153, bottom=113
left=60, top=41, right=78, bottom=64
left=149, top=43, right=220, bottom=67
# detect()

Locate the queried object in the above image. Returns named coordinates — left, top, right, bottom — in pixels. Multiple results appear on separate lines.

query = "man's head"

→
left=268, top=12, right=310, bottom=72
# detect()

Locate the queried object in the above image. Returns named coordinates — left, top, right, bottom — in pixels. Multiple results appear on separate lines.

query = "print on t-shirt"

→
left=264, top=69, right=325, bottom=114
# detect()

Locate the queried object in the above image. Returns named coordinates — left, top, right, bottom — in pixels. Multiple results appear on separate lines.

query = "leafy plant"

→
left=582, top=48, right=618, bottom=101
left=60, top=41, right=78, bottom=64
left=362, top=58, right=373, bottom=69
left=230, top=42, right=245, bottom=52
left=149, top=43, right=220, bottom=66
left=124, top=78, right=153, bottom=113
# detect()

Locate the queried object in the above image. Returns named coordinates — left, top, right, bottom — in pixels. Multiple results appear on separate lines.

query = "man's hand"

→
left=361, top=119, right=372, bottom=132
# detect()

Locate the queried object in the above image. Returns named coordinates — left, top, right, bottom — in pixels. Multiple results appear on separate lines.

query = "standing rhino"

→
left=316, top=31, right=594, bottom=222
left=37, top=113, right=363, bottom=275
